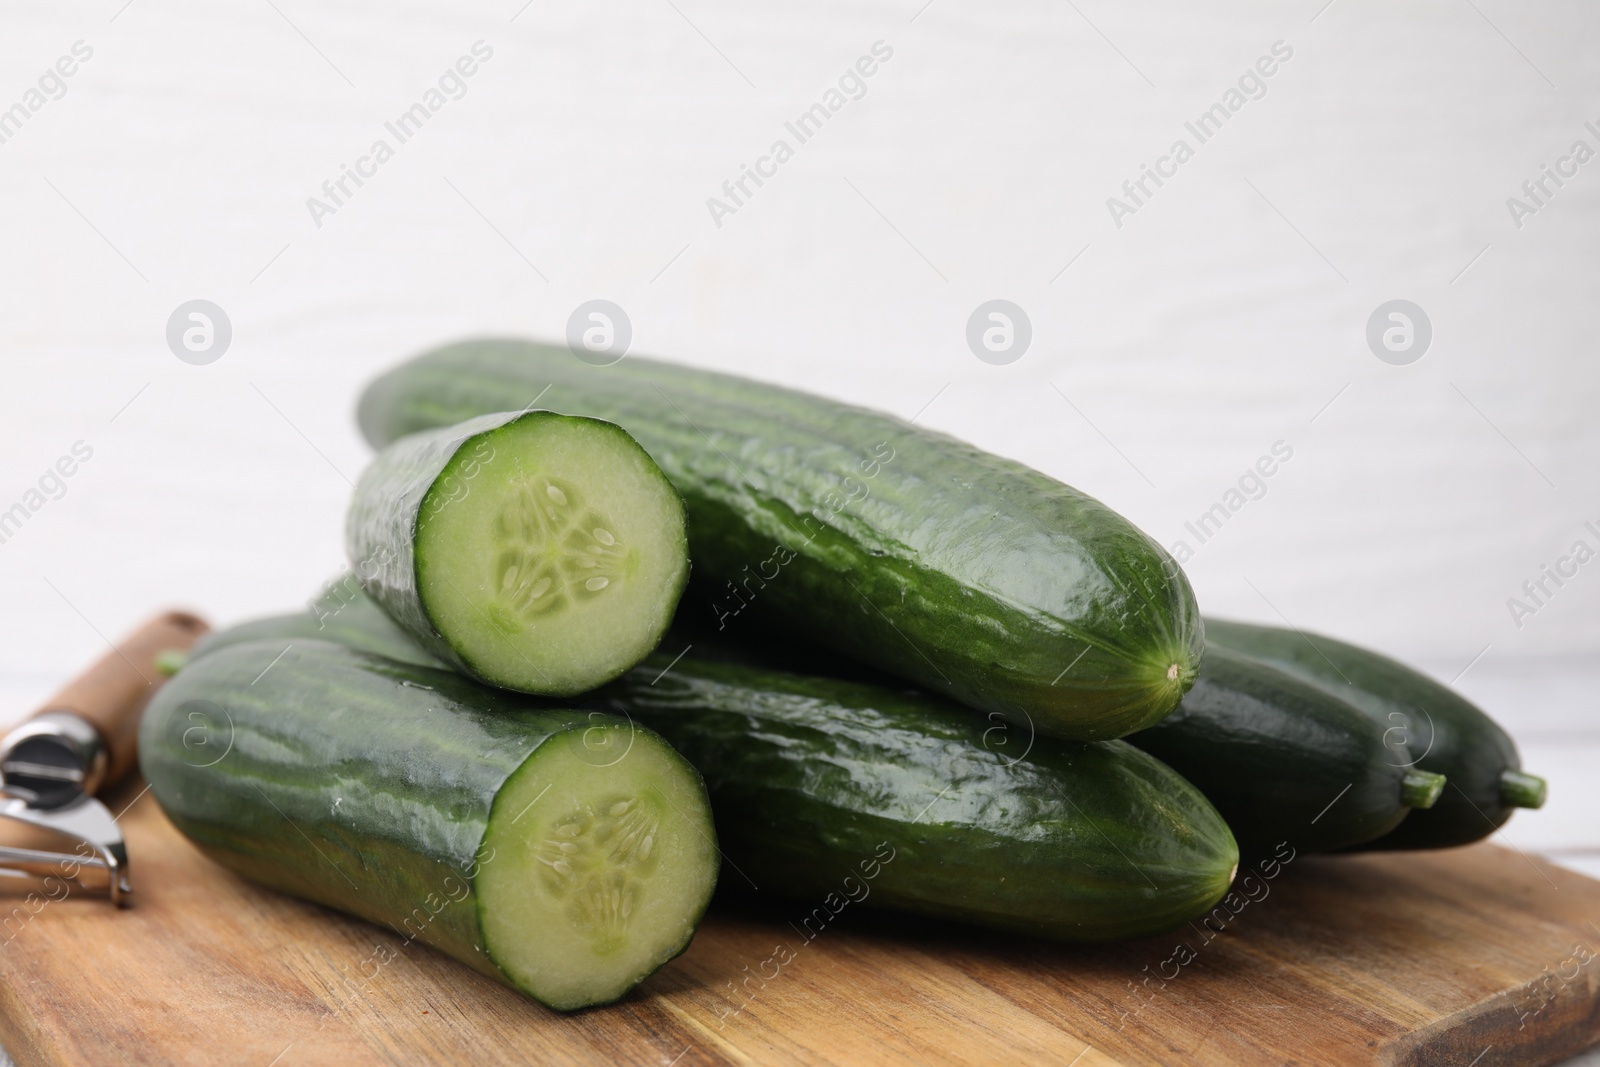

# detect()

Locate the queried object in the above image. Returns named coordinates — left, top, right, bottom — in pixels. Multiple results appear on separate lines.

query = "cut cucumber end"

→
left=1500, top=770, right=1548, bottom=810
left=416, top=412, right=689, bottom=696
left=478, top=720, right=718, bottom=1011
left=1401, top=769, right=1447, bottom=809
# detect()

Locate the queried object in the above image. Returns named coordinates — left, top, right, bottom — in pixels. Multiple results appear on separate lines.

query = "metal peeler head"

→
left=1, top=711, right=109, bottom=809
left=0, top=712, right=130, bottom=906
left=0, top=611, right=210, bottom=910
left=0, top=793, right=130, bottom=906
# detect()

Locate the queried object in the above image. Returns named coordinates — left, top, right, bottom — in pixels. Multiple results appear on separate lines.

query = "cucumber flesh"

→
left=480, top=720, right=715, bottom=1008
left=417, top=414, right=685, bottom=691
left=347, top=410, right=689, bottom=695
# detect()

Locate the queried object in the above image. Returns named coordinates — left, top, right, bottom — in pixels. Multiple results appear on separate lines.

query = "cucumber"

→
left=141, top=639, right=718, bottom=1011
left=1203, top=618, right=1545, bottom=849
left=346, top=408, right=689, bottom=696
left=188, top=575, right=448, bottom=670
left=590, top=654, right=1238, bottom=942
left=356, top=339, right=1201, bottom=742
left=1125, top=645, right=1446, bottom=857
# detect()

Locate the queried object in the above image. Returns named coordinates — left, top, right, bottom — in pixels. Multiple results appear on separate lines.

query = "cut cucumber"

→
left=481, top=729, right=708, bottom=1007
left=355, top=340, right=1202, bottom=742
left=141, top=639, right=718, bottom=1011
left=346, top=409, right=689, bottom=695
left=1204, top=617, right=1545, bottom=850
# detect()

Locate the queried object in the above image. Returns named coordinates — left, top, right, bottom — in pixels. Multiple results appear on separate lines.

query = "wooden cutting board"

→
left=0, top=779, right=1596, bottom=1067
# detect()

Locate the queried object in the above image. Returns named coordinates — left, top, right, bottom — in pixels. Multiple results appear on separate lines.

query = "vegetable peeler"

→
left=0, top=611, right=208, bottom=906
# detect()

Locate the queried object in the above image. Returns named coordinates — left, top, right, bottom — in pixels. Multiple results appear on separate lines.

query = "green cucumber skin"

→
left=188, top=590, right=448, bottom=671
left=1126, top=644, right=1418, bottom=857
left=590, top=655, right=1238, bottom=943
left=141, top=639, right=709, bottom=1009
left=356, top=339, right=1202, bottom=741
left=345, top=409, right=520, bottom=683
left=1204, top=619, right=1526, bottom=849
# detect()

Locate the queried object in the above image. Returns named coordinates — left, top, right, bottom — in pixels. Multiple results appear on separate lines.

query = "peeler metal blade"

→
left=0, top=611, right=208, bottom=908
left=0, top=792, right=130, bottom=905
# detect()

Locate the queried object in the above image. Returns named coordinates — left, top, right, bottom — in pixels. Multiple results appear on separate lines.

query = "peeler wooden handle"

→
left=29, top=611, right=210, bottom=792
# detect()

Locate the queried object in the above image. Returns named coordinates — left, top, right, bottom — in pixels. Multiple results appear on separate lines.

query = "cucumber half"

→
left=346, top=409, right=689, bottom=695
left=479, top=722, right=714, bottom=1008
left=142, top=639, right=719, bottom=1011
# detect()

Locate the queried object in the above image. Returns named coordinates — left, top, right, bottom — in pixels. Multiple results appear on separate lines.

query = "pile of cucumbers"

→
left=142, top=339, right=1546, bottom=1012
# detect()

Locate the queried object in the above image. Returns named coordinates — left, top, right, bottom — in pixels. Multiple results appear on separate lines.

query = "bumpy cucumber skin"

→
left=588, top=654, right=1238, bottom=943
left=346, top=409, right=523, bottom=681
left=188, top=601, right=1233, bottom=941
left=1126, top=644, right=1421, bottom=858
left=346, top=407, right=687, bottom=696
left=142, top=639, right=715, bottom=1011
left=188, top=590, right=448, bottom=670
left=1204, top=618, right=1529, bottom=850
left=356, top=339, right=1202, bottom=741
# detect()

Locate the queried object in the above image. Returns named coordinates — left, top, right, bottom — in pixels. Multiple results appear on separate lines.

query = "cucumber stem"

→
left=1500, top=770, right=1548, bottom=810
left=153, top=648, right=189, bottom=677
left=1401, top=769, right=1446, bottom=809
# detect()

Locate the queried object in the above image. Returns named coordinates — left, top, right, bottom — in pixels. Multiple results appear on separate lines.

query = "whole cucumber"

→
left=143, top=639, right=719, bottom=1011
left=590, top=653, right=1239, bottom=942
left=1204, top=618, right=1545, bottom=849
left=356, top=339, right=1201, bottom=742
left=1126, top=645, right=1446, bottom=857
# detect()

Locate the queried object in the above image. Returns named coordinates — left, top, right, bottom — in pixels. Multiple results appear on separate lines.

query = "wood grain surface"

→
left=0, top=775, right=1595, bottom=1067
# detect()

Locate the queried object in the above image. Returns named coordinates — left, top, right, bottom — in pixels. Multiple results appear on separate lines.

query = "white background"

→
left=0, top=0, right=1596, bottom=1056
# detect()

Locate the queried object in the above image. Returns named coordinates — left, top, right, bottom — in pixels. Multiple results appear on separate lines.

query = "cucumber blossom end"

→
left=1155, top=643, right=1202, bottom=707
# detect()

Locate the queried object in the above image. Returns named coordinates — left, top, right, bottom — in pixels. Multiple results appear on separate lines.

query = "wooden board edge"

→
left=1379, top=959, right=1600, bottom=1067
